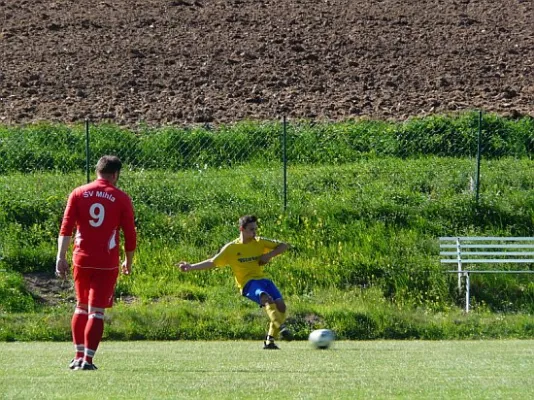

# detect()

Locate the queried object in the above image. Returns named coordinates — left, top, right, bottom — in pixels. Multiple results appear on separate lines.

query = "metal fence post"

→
left=85, top=118, right=90, bottom=183
left=283, top=116, right=288, bottom=211
left=475, top=110, right=482, bottom=205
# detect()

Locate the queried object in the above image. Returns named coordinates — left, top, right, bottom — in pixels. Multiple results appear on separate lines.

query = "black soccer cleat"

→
left=279, top=325, right=293, bottom=341
left=263, top=341, right=280, bottom=350
left=68, top=358, right=83, bottom=370
left=74, top=361, right=98, bottom=370
left=263, top=335, right=280, bottom=350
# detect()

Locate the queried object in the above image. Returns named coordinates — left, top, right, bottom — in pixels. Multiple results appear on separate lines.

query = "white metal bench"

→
left=439, top=236, right=534, bottom=312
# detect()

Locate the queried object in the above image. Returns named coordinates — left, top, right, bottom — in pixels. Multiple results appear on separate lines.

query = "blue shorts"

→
left=242, top=279, right=282, bottom=306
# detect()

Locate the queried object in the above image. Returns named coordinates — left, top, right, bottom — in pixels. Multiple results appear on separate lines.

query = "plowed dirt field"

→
left=1, top=0, right=532, bottom=126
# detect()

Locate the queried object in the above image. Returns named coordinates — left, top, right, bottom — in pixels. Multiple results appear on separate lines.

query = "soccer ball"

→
left=308, top=329, right=335, bottom=349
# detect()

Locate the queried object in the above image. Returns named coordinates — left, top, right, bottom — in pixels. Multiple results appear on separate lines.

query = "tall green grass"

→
left=1, top=159, right=533, bottom=324
left=0, top=112, right=532, bottom=173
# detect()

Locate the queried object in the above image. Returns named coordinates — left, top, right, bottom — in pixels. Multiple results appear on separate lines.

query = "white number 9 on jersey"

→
left=89, top=203, right=105, bottom=227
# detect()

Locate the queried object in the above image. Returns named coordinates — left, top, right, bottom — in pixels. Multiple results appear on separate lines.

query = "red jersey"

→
left=60, top=178, right=136, bottom=269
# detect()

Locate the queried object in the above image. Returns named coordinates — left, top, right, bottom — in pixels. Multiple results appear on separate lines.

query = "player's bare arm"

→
left=122, top=250, right=135, bottom=275
left=177, top=259, right=216, bottom=272
left=55, top=235, right=72, bottom=279
left=259, top=242, right=288, bottom=266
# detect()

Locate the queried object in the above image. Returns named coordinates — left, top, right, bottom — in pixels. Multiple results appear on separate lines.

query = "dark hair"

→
left=96, top=155, right=122, bottom=175
left=239, top=215, right=257, bottom=228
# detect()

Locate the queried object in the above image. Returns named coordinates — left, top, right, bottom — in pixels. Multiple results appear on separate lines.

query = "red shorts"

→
left=73, top=266, right=119, bottom=308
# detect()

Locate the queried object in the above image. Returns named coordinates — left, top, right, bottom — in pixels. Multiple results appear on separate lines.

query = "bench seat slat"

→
left=440, top=259, right=534, bottom=263
left=439, top=237, right=534, bottom=241
left=444, top=270, right=534, bottom=274
left=440, top=251, right=534, bottom=256
left=440, top=244, right=534, bottom=249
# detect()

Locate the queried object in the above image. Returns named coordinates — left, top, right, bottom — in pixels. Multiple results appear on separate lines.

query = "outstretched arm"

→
left=177, top=259, right=216, bottom=272
left=179, top=243, right=230, bottom=272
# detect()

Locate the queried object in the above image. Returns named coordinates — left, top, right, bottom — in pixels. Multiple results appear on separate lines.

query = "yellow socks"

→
left=265, top=304, right=286, bottom=339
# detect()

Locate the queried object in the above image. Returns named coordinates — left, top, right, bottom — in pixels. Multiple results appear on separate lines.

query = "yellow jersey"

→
left=211, top=237, right=281, bottom=291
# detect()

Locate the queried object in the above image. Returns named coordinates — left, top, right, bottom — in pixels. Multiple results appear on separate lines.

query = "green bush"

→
left=1, top=112, right=532, bottom=174
left=0, top=272, right=36, bottom=313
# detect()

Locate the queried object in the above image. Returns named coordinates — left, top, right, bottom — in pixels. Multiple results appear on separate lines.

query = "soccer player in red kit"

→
left=56, top=155, right=136, bottom=370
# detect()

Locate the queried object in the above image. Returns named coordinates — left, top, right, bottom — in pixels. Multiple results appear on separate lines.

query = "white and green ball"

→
left=308, top=329, right=335, bottom=349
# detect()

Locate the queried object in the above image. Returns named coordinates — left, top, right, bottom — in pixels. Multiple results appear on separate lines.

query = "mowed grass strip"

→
left=1, top=340, right=532, bottom=400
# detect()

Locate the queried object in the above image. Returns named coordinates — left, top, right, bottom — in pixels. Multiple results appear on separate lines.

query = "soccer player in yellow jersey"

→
left=178, top=215, right=292, bottom=349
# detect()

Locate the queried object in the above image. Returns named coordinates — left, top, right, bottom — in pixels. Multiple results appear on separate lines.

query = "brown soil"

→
left=23, top=272, right=136, bottom=306
left=23, top=272, right=75, bottom=306
left=1, top=0, right=533, bottom=127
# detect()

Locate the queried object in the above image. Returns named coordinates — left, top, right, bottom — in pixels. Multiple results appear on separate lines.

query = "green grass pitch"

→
left=1, top=340, right=533, bottom=399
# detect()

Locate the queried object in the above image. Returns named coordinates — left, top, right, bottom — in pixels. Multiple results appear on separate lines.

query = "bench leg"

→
left=465, top=273, right=470, bottom=313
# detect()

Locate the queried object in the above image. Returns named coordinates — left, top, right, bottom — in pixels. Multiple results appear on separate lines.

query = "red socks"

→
left=72, top=307, right=106, bottom=365
left=84, top=312, right=104, bottom=364
left=71, top=307, right=88, bottom=359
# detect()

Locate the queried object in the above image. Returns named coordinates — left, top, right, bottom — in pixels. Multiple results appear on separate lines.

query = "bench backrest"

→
left=439, top=236, right=534, bottom=270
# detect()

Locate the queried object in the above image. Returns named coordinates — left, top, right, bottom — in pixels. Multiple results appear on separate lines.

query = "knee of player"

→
left=260, top=293, right=274, bottom=305
left=88, top=306, right=106, bottom=316
left=75, top=304, right=88, bottom=313
left=276, top=301, right=287, bottom=313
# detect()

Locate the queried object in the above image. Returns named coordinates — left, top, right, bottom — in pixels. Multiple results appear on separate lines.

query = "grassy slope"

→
left=1, top=155, right=533, bottom=340
left=1, top=114, right=533, bottom=338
